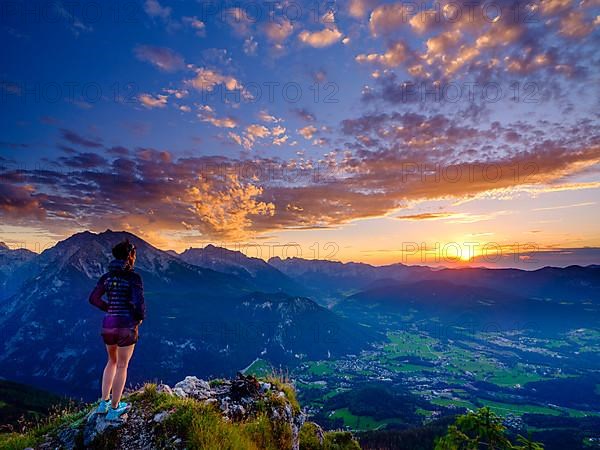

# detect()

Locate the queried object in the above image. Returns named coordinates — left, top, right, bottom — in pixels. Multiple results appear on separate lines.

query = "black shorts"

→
left=101, top=326, right=139, bottom=347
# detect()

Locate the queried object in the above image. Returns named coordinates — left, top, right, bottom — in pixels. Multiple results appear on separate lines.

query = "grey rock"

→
left=56, top=425, right=79, bottom=449
left=83, top=412, right=126, bottom=447
left=172, top=387, right=187, bottom=398
left=157, top=383, right=173, bottom=395
left=229, top=404, right=246, bottom=421
left=173, top=376, right=213, bottom=400
left=292, top=412, right=308, bottom=450
left=153, top=411, right=170, bottom=423
left=219, top=398, right=230, bottom=413
left=303, top=421, right=325, bottom=446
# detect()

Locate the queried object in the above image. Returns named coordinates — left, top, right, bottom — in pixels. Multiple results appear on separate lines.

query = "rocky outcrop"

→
left=37, top=373, right=306, bottom=450
left=171, top=373, right=305, bottom=450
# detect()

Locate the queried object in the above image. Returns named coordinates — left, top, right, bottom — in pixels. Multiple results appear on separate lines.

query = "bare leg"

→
left=111, top=344, right=135, bottom=408
left=101, top=345, right=117, bottom=401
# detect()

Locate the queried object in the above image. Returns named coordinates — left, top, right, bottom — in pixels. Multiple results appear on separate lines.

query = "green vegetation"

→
left=477, top=400, right=562, bottom=417
left=306, top=361, right=336, bottom=376
left=380, top=331, right=549, bottom=386
left=0, top=380, right=69, bottom=427
left=294, top=325, right=600, bottom=435
left=264, top=376, right=302, bottom=414
left=488, top=370, right=546, bottom=387
left=0, top=406, right=87, bottom=450
left=435, top=408, right=545, bottom=450
left=135, top=385, right=291, bottom=450
left=299, top=422, right=361, bottom=450
left=385, top=332, right=439, bottom=360
left=0, top=380, right=362, bottom=450
left=316, top=384, right=427, bottom=431
left=0, top=433, right=38, bottom=450
left=242, top=359, right=274, bottom=377
left=431, top=398, right=475, bottom=410
left=330, top=408, right=403, bottom=430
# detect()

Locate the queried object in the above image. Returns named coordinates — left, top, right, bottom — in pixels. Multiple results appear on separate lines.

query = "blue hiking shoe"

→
left=95, top=399, right=110, bottom=414
left=105, top=402, right=130, bottom=421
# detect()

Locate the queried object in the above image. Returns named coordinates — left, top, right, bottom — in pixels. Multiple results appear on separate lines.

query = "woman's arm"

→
left=130, top=273, right=146, bottom=322
left=89, top=275, right=109, bottom=312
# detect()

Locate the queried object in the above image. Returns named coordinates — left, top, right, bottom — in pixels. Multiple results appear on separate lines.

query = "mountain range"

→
left=179, top=244, right=305, bottom=295
left=0, top=230, right=598, bottom=398
left=0, top=231, right=374, bottom=398
left=0, top=242, right=36, bottom=301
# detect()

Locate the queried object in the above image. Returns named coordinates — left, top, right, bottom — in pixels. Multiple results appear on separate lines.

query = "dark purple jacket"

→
left=89, top=259, right=146, bottom=328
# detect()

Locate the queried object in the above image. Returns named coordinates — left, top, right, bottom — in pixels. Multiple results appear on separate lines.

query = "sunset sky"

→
left=1, top=0, right=599, bottom=267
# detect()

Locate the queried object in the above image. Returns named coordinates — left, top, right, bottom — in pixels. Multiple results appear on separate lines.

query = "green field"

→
left=431, top=397, right=475, bottom=410
left=384, top=332, right=439, bottom=360
left=306, top=361, right=336, bottom=376
left=242, top=358, right=273, bottom=377
left=478, top=400, right=562, bottom=417
left=488, top=369, right=546, bottom=386
left=292, top=326, right=600, bottom=432
left=330, top=408, right=403, bottom=430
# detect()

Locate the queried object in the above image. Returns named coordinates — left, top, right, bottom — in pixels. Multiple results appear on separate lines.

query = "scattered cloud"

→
left=55, top=3, right=93, bottom=36
left=395, top=212, right=456, bottom=220
left=134, top=45, right=185, bottom=72
left=183, top=16, right=206, bottom=37
left=60, top=129, right=103, bottom=148
left=298, top=125, right=318, bottom=140
left=369, top=3, right=412, bottom=36
left=348, top=0, right=378, bottom=18
left=298, top=27, right=343, bottom=47
left=187, top=68, right=244, bottom=92
left=533, top=202, right=596, bottom=211
left=263, top=19, right=294, bottom=46
left=138, top=93, right=168, bottom=109
left=258, top=110, right=280, bottom=123
left=224, top=7, right=254, bottom=36
left=144, top=0, right=171, bottom=20
left=292, top=108, right=316, bottom=122
left=356, top=41, right=408, bottom=67
left=298, top=11, right=343, bottom=48
left=197, top=105, right=238, bottom=128
left=243, top=36, right=258, bottom=55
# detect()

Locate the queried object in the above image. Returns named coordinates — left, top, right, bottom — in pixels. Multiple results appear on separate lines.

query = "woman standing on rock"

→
left=89, top=239, right=146, bottom=421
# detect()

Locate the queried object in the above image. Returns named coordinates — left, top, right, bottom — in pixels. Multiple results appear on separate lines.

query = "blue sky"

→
left=1, top=0, right=599, bottom=267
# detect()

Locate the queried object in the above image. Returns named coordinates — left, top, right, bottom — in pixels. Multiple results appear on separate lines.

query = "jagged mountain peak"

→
left=0, top=242, right=9, bottom=250
left=36, top=230, right=180, bottom=275
left=180, top=245, right=265, bottom=273
left=178, top=244, right=305, bottom=295
left=269, top=256, right=375, bottom=270
left=183, top=244, right=255, bottom=260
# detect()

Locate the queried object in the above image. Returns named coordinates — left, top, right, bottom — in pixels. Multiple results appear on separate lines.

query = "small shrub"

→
left=0, top=433, right=38, bottom=450
left=300, top=422, right=323, bottom=450
left=242, top=414, right=278, bottom=450
left=300, top=423, right=361, bottom=450
left=265, top=376, right=301, bottom=413
left=323, top=431, right=361, bottom=450
left=160, top=399, right=258, bottom=450
left=209, top=379, right=226, bottom=387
